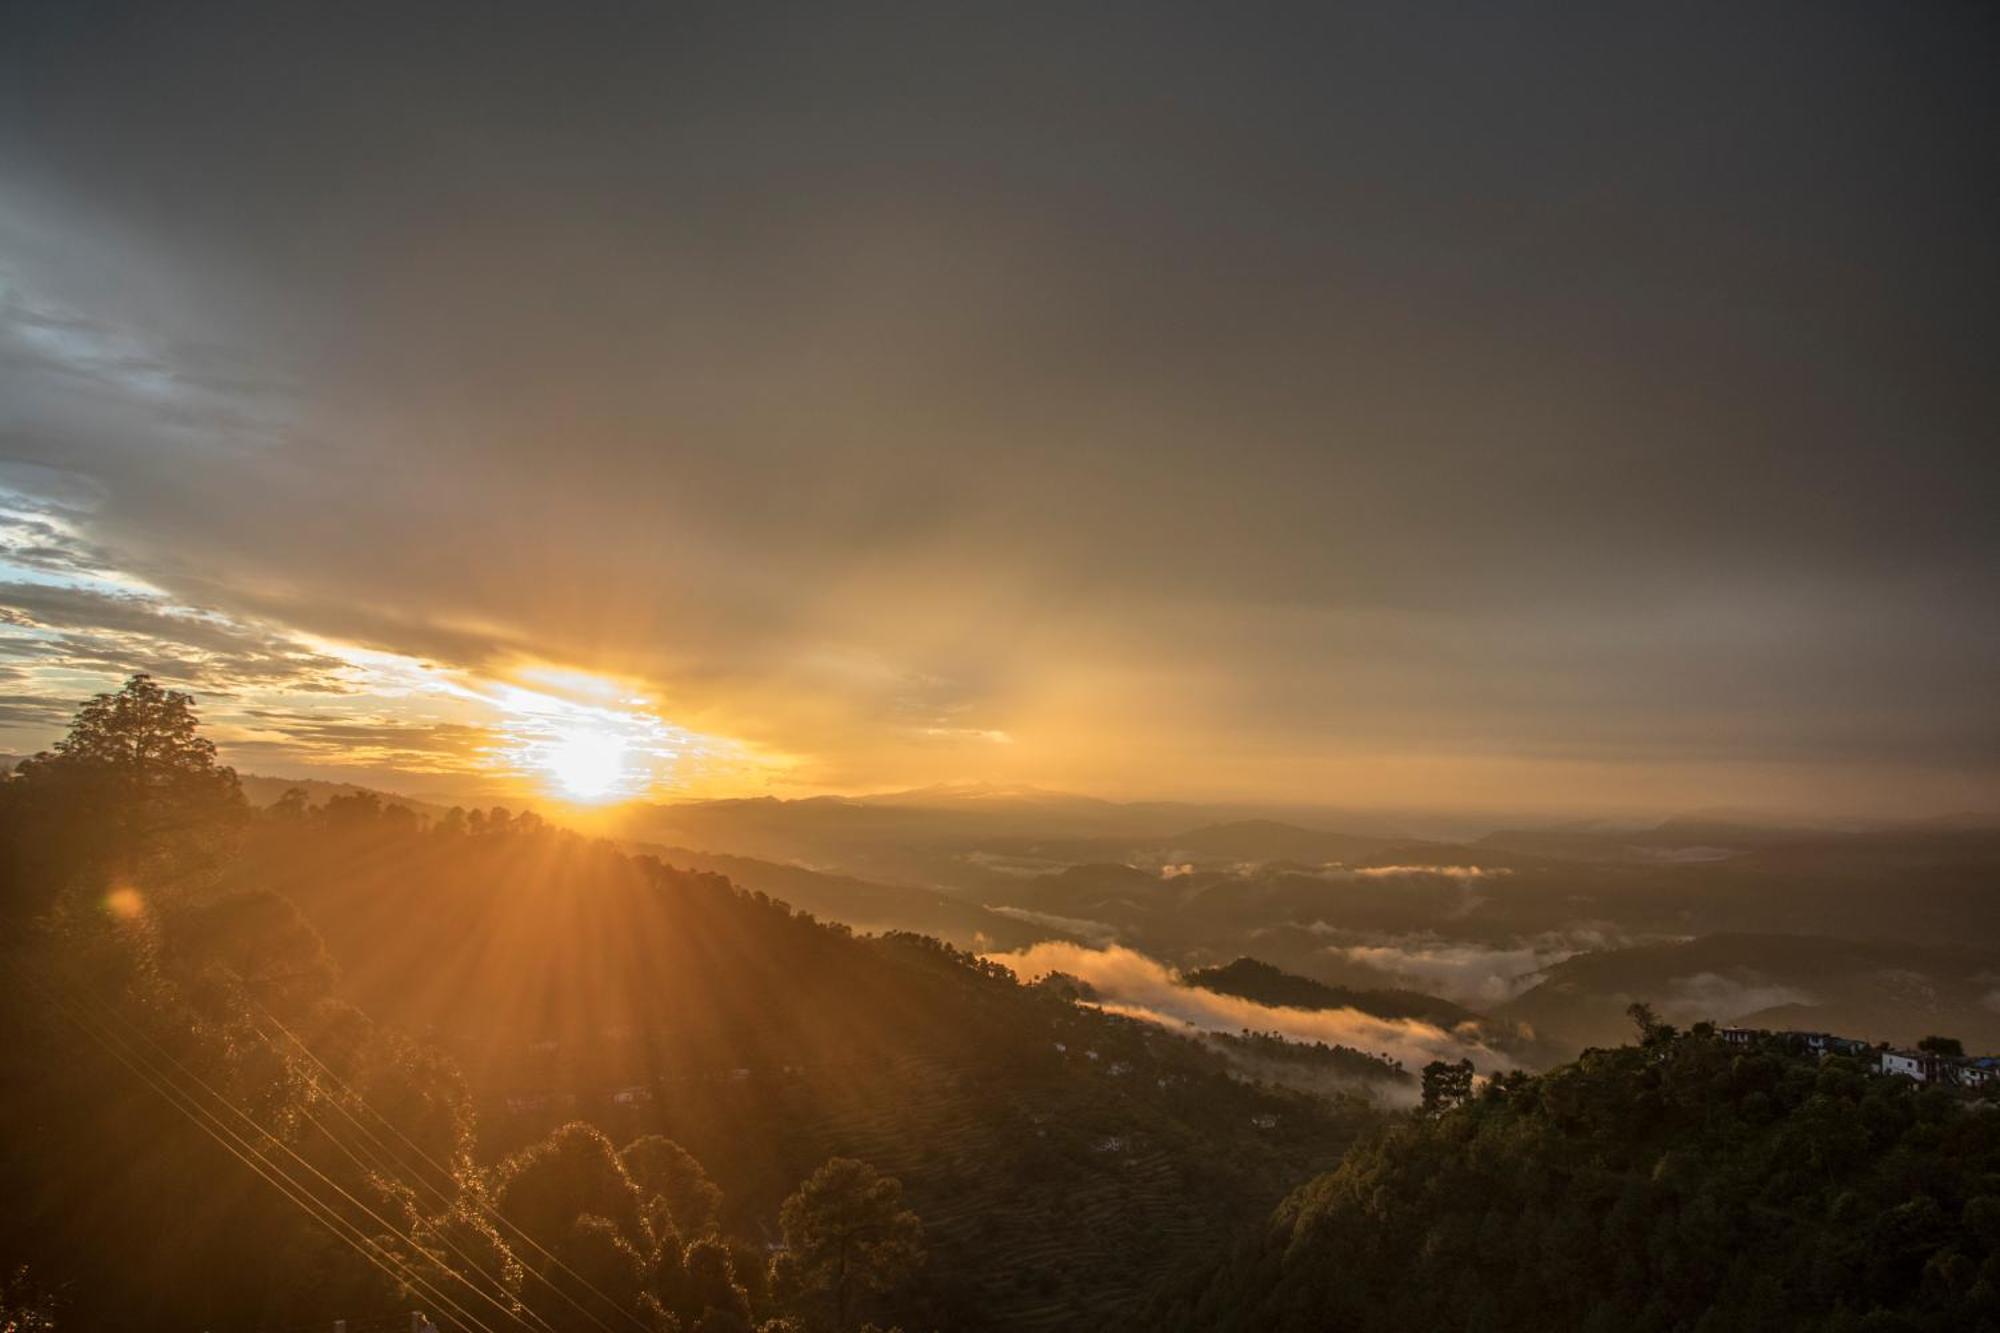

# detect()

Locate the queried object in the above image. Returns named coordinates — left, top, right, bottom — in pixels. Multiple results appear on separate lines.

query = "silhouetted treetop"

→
left=1, top=674, right=245, bottom=914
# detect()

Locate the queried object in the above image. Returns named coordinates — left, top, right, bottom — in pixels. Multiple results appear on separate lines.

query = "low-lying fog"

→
left=983, top=941, right=1515, bottom=1084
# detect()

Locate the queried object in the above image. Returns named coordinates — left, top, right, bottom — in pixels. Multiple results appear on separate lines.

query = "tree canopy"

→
left=1, top=674, right=244, bottom=916
left=773, top=1159, right=925, bottom=1333
left=1163, top=1031, right=2000, bottom=1331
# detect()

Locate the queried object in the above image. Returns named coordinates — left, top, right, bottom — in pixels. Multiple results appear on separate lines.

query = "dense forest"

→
left=1158, top=1024, right=2000, bottom=1332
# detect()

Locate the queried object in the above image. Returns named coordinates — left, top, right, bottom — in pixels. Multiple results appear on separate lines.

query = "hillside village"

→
left=1718, top=1025, right=1999, bottom=1088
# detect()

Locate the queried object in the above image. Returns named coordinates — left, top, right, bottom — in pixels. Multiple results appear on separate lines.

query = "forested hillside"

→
left=1159, top=1026, right=2000, bottom=1332
left=0, top=678, right=1372, bottom=1331
left=227, top=800, right=1372, bottom=1326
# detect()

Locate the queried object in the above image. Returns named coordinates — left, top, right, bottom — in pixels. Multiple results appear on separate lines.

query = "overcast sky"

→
left=1, top=2, right=1995, bottom=815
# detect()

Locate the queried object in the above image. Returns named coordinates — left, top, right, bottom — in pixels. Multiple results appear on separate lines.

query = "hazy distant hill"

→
left=1495, top=932, right=2000, bottom=1054
left=1183, top=958, right=1483, bottom=1030
left=607, top=792, right=1435, bottom=895
left=234, top=772, right=454, bottom=817
left=629, top=842, right=1070, bottom=952
left=1152, top=820, right=1415, bottom=866
left=1478, top=810, right=2000, bottom=865
left=853, top=782, right=1205, bottom=823
left=619, top=788, right=1203, bottom=851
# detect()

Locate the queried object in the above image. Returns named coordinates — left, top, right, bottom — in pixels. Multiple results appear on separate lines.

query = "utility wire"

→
left=6, top=957, right=517, bottom=1333
left=245, top=1030, right=562, bottom=1333
left=252, top=1005, right=654, bottom=1333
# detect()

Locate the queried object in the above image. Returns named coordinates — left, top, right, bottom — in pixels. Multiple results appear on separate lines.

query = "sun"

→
left=541, top=725, right=631, bottom=802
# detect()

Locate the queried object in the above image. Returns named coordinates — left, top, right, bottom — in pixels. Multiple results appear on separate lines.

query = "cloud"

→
left=0, top=579, right=347, bottom=688
left=982, top=942, right=1511, bottom=1082
left=981, top=905, right=1120, bottom=946
left=957, top=850, right=1072, bottom=878
left=0, top=692, right=72, bottom=728
left=1660, top=971, right=1815, bottom=1023
left=1, top=6, right=1995, bottom=812
left=1324, top=931, right=1598, bottom=1005
left=0, top=475, right=781, bottom=799
left=225, top=713, right=493, bottom=771
left=1350, top=865, right=1512, bottom=881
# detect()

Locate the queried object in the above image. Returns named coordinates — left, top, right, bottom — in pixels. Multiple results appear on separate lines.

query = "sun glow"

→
left=540, top=725, right=633, bottom=802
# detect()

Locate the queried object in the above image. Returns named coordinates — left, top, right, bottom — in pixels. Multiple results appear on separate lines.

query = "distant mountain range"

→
left=57, top=755, right=1990, bottom=870
left=233, top=773, right=457, bottom=817
left=190, top=769, right=2000, bottom=1063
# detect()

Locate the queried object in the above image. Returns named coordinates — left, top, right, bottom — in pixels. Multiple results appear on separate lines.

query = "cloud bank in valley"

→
left=982, top=942, right=1510, bottom=1079
left=1660, top=971, right=1816, bottom=1023
left=982, top=906, right=1121, bottom=946
left=1321, top=930, right=1604, bottom=1005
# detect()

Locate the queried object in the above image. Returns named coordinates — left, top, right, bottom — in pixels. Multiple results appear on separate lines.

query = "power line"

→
left=244, top=1029, right=562, bottom=1333
left=6, top=957, right=517, bottom=1333
left=251, top=1005, right=653, bottom=1333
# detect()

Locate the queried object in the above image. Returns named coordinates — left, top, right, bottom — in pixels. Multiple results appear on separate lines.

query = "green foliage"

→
left=1209, top=1029, right=1408, bottom=1087
left=1166, top=1033, right=2000, bottom=1331
left=494, top=1121, right=649, bottom=1252
left=0, top=869, right=498, bottom=1328
left=624, top=1134, right=724, bottom=1239
left=0, top=685, right=509, bottom=1330
left=0, top=675, right=245, bottom=916
left=678, top=1235, right=753, bottom=1331
left=550, top=1214, right=656, bottom=1330
left=773, top=1159, right=924, bottom=1332
left=1419, top=1057, right=1473, bottom=1113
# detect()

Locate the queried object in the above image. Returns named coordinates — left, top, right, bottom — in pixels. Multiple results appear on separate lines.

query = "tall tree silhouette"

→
left=772, top=1158, right=923, bottom=1332
left=1, top=674, right=245, bottom=915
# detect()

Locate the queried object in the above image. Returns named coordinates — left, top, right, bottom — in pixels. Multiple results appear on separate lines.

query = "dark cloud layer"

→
left=0, top=3, right=1994, bottom=811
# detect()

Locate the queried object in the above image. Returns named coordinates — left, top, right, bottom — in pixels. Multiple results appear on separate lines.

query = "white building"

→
left=1879, top=1050, right=1931, bottom=1081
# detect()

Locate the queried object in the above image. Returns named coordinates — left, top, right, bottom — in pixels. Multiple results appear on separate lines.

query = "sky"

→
left=1, top=2, right=1995, bottom=816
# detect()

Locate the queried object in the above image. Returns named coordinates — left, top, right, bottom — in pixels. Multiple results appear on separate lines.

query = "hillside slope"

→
left=228, top=809, right=1375, bottom=1328
left=628, top=842, right=1066, bottom=952
left=1161, top=1031, right=2000, bottom=1331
